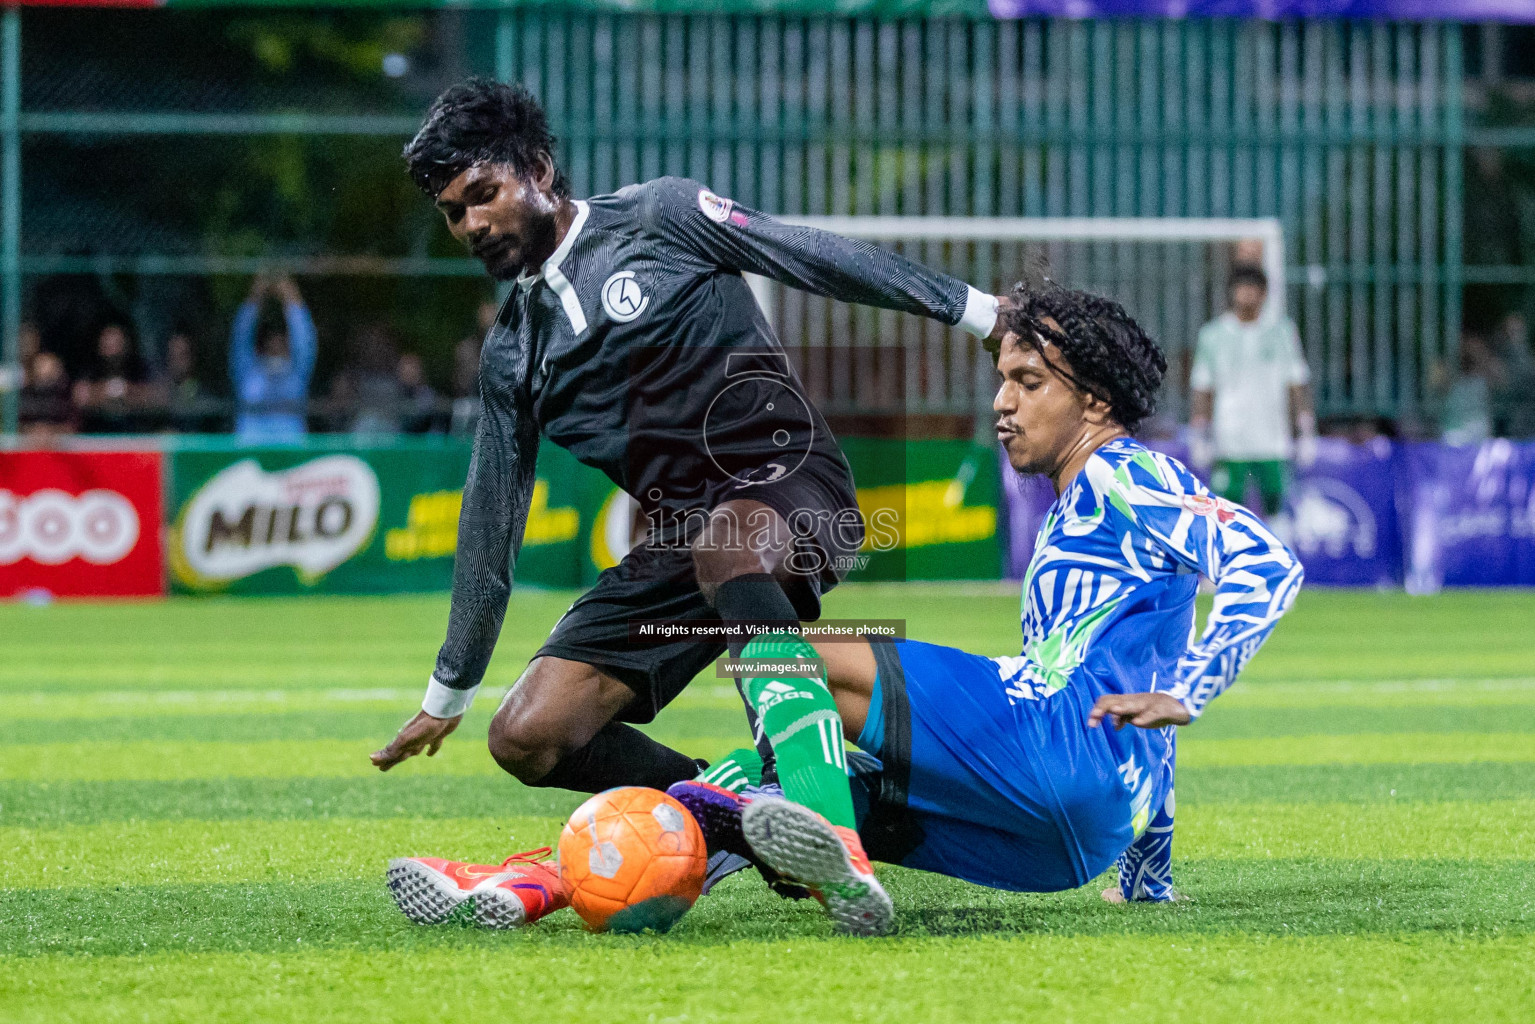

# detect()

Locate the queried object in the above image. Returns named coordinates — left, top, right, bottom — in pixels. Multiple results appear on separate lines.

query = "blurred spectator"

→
left=332, top=323, right=404, bottom=437
left=6, top=320, right=39, bottom=401
left=33, top=276, right=112, bottom=380
left=231, top=275, right=316, bottom=443
left=1491, top=312, right=1535, bottom=438
left=452, top=300, right=496, bottom=399
left=150, top=329, right=211, bottom=432
left=396, top=352, right=443, bottom=433
left=1190, top=265, right=1316, bottom=518
left=17, top=320, right=39, bottom=367
left=73, top=321, right=149, bottom=432
left=449, top=300, right=496, bottom=434
left=1435, top=331, right=1498, bottom=446
left=19, top=350, right=76, bottom=440
left=163, top=331, right=203, bottom=403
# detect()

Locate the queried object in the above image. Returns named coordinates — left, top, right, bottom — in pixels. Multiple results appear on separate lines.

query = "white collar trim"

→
left=517, top=200, right=589, bottom=289
left=516, top=201, right=590, bottom=334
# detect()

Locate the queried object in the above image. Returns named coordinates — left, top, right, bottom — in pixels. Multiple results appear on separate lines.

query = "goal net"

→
left=747, top=216, right=1287, bottom=431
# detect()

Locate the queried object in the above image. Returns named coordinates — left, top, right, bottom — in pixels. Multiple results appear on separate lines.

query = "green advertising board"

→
left=166, top=438, right=589, bottom=595
left=164, top=435, right=999, bottom=595
left=840, top=437, right=1000, bottom=582
left=567, top=437, right=1001, bottom=586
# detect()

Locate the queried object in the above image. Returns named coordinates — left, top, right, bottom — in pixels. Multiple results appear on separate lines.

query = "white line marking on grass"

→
left=1181, top=732, right=1535, bottom=767
left=10, top=687, right=516, bottom=721
left=1243, top=678, right=1535, bottom=693
left=1223, top=678, right=1535, bottom=708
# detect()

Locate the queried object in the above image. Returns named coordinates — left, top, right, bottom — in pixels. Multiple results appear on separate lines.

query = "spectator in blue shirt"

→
left=230, top=275, right=317, bottom=442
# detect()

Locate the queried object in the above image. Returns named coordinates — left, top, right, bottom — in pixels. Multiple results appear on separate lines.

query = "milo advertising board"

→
left=167, top=439, right=586, bottom=594
left=165, top=436, right=1000, bottom=595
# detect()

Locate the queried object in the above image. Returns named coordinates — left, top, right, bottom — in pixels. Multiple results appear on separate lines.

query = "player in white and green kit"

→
left=1190, top=265, right=1316, bottom=516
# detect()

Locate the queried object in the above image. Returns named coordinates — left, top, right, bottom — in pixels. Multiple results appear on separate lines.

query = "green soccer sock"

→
left=696, top=747, right=764, bottom=793
left=740, top=633, right=856, bottom=829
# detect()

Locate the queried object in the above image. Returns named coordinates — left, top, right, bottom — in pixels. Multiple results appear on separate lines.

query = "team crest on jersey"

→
left=1183, top=493, right=1236, bottom=524
left=601, top=271, right=649, bottom=323
left=697, top=188, right=734, bottom=223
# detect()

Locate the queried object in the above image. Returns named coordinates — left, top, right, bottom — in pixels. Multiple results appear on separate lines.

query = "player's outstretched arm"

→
left=372, top=370, right=540, bottom=771
left=1102, top=453, right=1303, bottom=722
left=639, top=176, right=1004, bottom=340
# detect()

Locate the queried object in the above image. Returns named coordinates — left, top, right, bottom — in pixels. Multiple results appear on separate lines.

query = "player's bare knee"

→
left=486, top=658, right=631, bottom=784
left=486, top=677, right=576, bottom=782
left=486, top=708, right=571, bottom=783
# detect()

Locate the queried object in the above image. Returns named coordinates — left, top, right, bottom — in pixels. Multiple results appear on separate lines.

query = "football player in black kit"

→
left=375, top=79, right=1009, bottom=929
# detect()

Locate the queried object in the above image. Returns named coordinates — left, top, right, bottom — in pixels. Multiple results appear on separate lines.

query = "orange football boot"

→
left=387, top=846, right=569, bottom=929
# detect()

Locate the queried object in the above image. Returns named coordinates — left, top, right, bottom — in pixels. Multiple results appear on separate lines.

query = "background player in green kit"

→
left=1190, top=264, right=1317, bottom=517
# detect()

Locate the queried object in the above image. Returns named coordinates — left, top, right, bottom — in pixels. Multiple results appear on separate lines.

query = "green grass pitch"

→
left=3, top=585, right=1534, bottom=1023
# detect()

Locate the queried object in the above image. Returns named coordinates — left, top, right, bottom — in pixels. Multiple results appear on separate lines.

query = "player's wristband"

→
left=958, top=286, right=1000, bottom=338
left=422, top=675, right=478, bottom=719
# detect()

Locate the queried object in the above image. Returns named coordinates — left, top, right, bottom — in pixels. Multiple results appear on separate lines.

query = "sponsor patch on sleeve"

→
left=697, top=188, right=734, bottom=224
left=1183, top=493, right=1237, bottom=523
left=1182, top=494, right=1216, bottom=517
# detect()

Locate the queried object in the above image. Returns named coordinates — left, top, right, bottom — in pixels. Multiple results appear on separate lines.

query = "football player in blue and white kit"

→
left=668, top=283, right=1304, bottom=935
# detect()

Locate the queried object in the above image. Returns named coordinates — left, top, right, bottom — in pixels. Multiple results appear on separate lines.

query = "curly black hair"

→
left=403, top=78, right=570, bottom=199
left=990, top=282, right=1168, bottom=434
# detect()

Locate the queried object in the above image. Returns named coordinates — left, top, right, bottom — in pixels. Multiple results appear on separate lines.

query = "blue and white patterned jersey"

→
left=1004, top=436, right=1302, bottom=719
left=993, top=437, right=1301, bottom=862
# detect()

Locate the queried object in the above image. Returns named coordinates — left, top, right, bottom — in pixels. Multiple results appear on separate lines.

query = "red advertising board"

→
left=0, top=451, right=165, bottom=598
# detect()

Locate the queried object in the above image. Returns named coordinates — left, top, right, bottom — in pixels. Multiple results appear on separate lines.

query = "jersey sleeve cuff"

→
left=422, top=676, right=478, bottom=719
left=958, top=286, right=1000, bottom=338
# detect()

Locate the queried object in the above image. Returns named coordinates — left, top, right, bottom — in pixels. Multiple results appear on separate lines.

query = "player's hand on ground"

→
left=371, top=711, right=462, bottom=771
left=1087, top=692, right=1192, bottom=731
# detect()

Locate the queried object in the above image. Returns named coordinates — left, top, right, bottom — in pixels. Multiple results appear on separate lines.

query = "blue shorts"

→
left=851, top=637, right=1170, bottom=893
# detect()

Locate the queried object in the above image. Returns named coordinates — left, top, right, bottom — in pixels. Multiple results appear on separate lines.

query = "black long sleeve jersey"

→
left=426, top=176, right=998, bottom=709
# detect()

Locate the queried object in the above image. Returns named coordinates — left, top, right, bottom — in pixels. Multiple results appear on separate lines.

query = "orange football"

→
left=557, top=786, right=708, bottom=933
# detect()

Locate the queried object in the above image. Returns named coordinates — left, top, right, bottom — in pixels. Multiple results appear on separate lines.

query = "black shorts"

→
left=535, top=454, right=862, bottom=723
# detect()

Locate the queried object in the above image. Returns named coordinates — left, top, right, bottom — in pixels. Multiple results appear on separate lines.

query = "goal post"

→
left=745, top=216, right=1287, bottom=429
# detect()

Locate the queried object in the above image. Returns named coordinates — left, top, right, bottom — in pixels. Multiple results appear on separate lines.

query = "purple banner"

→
left=1288, top=437, right=1404, bottom=588
left=989, top=0, right=1535, bottom=22
left=1402, top=440, right=1535, bottom=593
left=999, top=438, right=1535, bottom=590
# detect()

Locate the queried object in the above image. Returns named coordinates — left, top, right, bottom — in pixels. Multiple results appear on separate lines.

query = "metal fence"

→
left=0, top=10, right=1495, bottom=430
left=497, top=14, right=1467, bottom=423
